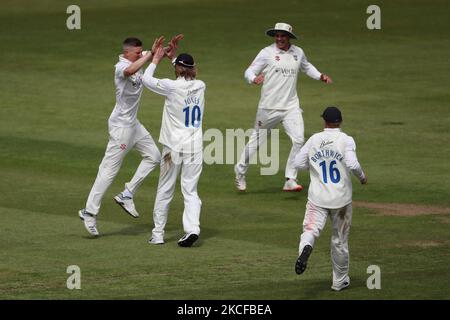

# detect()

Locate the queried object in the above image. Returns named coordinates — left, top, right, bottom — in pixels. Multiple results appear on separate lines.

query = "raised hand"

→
left=165, top=34, right=184, bottom=59
left=152, top=46, right=166, bottom=65
left=151, top=36, right=165, bottom=55
left=169, top=34, right=184, bottom=49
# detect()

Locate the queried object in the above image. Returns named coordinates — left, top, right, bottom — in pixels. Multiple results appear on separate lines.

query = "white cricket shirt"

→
left=244, top=43, right=322, bottom=110
left=143, top=63, right=205, bottom=153
left=108, top=55, right=144, bottom=127
left=294, top=128, right=366, bottom=209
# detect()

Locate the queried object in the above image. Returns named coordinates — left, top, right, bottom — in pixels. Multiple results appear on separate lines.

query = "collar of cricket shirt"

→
left=273, top=43, right=295, bottom=54
left=324, top=128, right=342, bottom=132
left=176, top=76, right=192, bottom=81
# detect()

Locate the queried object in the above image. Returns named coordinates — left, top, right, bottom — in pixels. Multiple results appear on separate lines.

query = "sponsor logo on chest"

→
left=273, top=53, right=298, bottom=77
left=129, top=73, right=143, bottom=88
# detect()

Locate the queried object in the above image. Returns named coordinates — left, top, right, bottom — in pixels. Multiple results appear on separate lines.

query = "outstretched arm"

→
left=123, top=36, right=164, bottom=77
left=142, top=46, right=175, bottom=96
left=300, top=52, right=332, bottom=84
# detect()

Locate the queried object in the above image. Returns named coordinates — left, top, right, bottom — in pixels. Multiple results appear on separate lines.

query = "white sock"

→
left=299, top=232, right=315, bottom=254
left=122, top=188, right=133, bottom=198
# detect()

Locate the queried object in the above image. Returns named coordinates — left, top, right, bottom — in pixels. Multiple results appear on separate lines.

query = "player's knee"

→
left=143, top=149, right=161, bottom=163
left=182, top=189, right=197, bottom=198
left=304, top=225, right=320, bottom=238
left=99, top=162, right=121, bottom=176
left=331, top=237, right=348, bottom=250
left=182, top=187, right=200, bottom=201
left=293, top=138, right=304, bottom=146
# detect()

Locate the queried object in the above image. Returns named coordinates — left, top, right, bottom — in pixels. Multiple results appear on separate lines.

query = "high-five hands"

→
left=150, top=34, right=184, bottom=64
left=151, top=36, right=165, bottom=56
left=152, top=46, right=166, bottom=65
left=165, top=34, right=184, bottom=60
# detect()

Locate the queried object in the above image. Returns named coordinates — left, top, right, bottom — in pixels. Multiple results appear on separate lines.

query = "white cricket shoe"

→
left=78, top=209, right=99, bottom=236
left=331, top=277, right=350, bottom=291
left=283, top=178, right=303, bottom=192
left=234, top=165, right=246, bottom=192
left=114, top=193, right=139, bottom=218
left=148, top=236, right=165, bottom=245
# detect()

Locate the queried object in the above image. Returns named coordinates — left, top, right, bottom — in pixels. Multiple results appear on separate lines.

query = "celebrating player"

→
left=234, top=22, right=332, bottom=192
left=78, top=36, right=180, bottom=237
left=293, top=106, right=367, bottom=291
left=142, top=44, right=206, bottom=247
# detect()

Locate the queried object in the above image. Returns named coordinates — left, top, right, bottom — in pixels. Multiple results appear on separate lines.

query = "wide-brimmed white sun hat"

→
left=266, top=22, right=297, bottom=39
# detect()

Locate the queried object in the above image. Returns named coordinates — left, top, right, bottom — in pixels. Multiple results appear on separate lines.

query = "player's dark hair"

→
left=175, top=65, right=197, bottom=80
left=123, top=37, right=142, bottom=47
left=325, top=121, right=341, bottom=128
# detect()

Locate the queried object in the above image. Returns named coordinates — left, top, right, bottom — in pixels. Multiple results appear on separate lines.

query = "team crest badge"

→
left=293, top=55, right=298, bottom=61
left=275, top=56, right=280, bottom=61
left=120, top=144, right=127, bottom=150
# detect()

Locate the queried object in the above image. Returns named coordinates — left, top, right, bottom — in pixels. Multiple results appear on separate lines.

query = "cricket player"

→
left=78, top=37, right=170, bottom=236
left=142, top=45, right=205, bottom=247
left=293, top=106, right=367, bottom=291
left=235, top=22, right=332, bottom=192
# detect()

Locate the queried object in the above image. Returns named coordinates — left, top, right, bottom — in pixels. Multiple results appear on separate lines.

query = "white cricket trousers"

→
left=236, top=107, right=305, bottom=179
left=299, top=201, right=353, bottom=287
left=85, top=122, right=161, bottom=215
left=152, top=146, right=203, bottom=240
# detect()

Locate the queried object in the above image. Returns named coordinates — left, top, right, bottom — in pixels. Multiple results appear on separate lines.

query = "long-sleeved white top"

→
left=244, top=43, right=322, bottom=111
left=293, top=128, right=366, bottom=208
left=142, top=63, right=206, bottom=153
left=109, top=55, right=144, bottom=127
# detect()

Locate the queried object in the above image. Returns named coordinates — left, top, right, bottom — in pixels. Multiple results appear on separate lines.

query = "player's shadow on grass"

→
left=100, top=223, right=150, bottom=237
left=237, top=186, right=307, bottom=200
left=164, top=227, right=218, bottom=247
left=297, top=276, right=366, bottom=298
left=194, top=227, right=217, bottom=247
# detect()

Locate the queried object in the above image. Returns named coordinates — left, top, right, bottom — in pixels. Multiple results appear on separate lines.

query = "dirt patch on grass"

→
left=390, top=240, right=450, bottom=249
left=436, top=217, right=450, bottom=224
left=353, top=201, right=450, bottom=217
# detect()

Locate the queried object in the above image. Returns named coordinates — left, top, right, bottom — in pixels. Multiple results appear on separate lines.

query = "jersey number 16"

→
left=319, top=160, right=341, bottom=184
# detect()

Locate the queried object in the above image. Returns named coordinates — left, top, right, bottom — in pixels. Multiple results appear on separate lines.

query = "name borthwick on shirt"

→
left=294, top=128, right=366, bottom=209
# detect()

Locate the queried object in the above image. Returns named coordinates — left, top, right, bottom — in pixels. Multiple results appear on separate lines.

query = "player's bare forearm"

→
left=123, top=36, right=165, bottom=77
left=124, top=53, right=153, bottom=77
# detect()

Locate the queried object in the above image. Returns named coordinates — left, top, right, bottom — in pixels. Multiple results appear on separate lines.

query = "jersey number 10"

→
left=319, top=160, right=341, bottom=184
left=183, top=105, right=201, bottom=128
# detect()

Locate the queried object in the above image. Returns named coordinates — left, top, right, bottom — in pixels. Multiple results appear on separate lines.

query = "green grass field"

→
left=0, top=0, right=449, bottom=299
